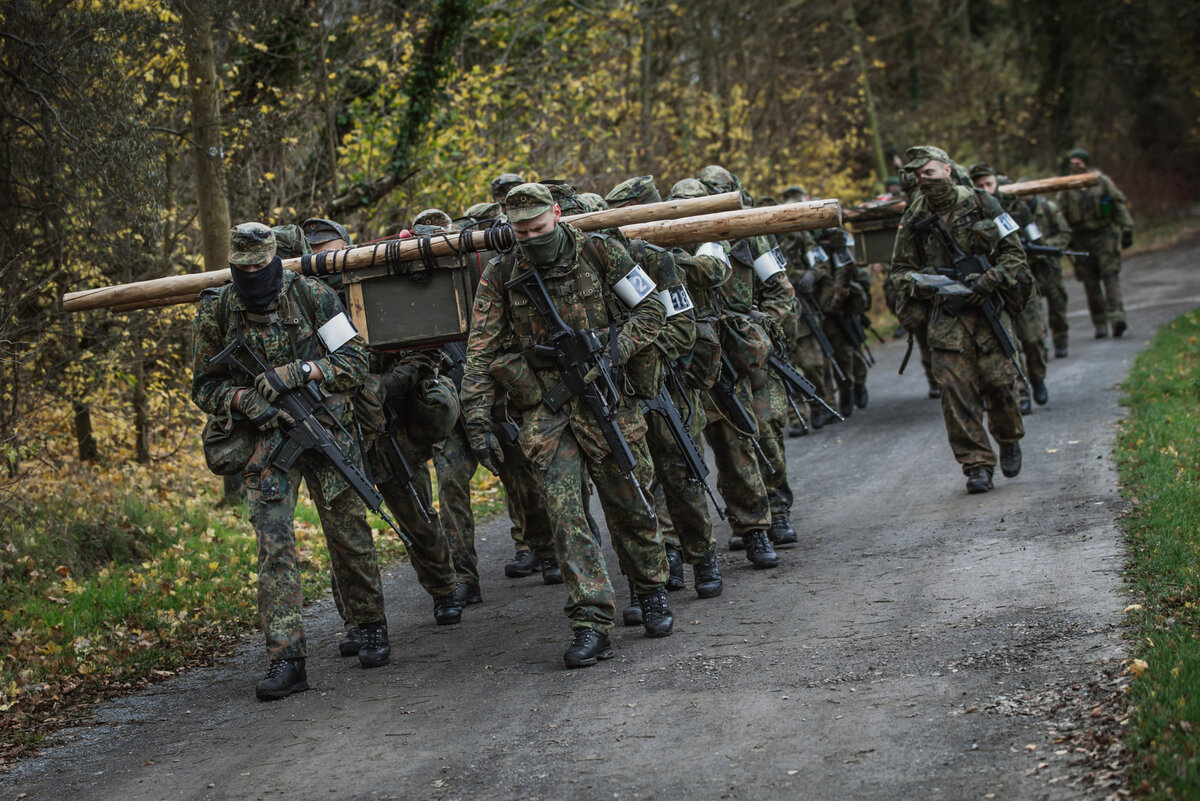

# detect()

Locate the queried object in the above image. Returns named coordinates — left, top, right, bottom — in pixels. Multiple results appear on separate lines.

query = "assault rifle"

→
left=504, top=266, right=654, bottom=517
left=831, top=309, right=876, bottom=367
left=766, top=346, right=844, bottom=425
left=797, top=293, right=847, bottom=383
left=380, top=403, right=432, bottom=525
left=910, top=214, right=1030, bottom=390
left=1021, top=240, right=1089, bottom=260
left=640, top=363, right=726, bottom=520
left=208, top=329, right=413, bottom=547
left=710, top=353, right=774, bottom=475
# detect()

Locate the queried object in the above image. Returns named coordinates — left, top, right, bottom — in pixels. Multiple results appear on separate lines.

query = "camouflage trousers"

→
left=645, top=383, right=716, bottom=563
left=752, top=369, right=793, bottom=516
left=824, top=316, right=868, bottom=394
left=1070, top=228, right=1125, bottom=329
left=434, top=423, right=479, bottom=586
left=535, top=427, right=667, bottom=633
left=1012, top=288, right=1048, bottom=384
left=931, top=327, right=1025, bottom=474
left=791, top=332, right=834, bottom=410
left=496, top=426, right=555, bottom=561
left=703, top=381, right=771, bottom=535
left=250, top=457, right=385, bottom=661
left=1032, top=257, right=1069, bottom=349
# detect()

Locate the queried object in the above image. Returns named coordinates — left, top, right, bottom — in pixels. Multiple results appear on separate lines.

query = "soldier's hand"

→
left=615, top=334, right=636, bottom=366
left=1121, top=229, right=1133, bottom=249
left=465, top=421, right=504, bottom=476
left=380, top=363, right=419, bottom=403
left=964, top=281, right=989, bottom=306
left=234, top=389, right=295, bottom=430
left=254, top=361, right=309, bottom=402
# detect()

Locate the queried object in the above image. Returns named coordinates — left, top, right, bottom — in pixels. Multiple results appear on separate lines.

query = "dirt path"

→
left=5, top=241, right=1198, bottom=801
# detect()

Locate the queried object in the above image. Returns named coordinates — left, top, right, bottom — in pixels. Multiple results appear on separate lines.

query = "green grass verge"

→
left=1115, top=306, right=1200, bottom=797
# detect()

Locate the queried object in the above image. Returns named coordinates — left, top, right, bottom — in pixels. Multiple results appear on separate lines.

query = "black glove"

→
left=254, top=361, right=308, bottom=402
left=234, top=388, right=294, bottom=431
left=465, top=420, right=504, bottom=476
left=380, top=363, right=419, bottom=403
left=1121, top=229, right=1133, bottom=249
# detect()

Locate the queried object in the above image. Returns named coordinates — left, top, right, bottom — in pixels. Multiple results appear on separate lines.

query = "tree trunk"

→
left=133, top=356, right=150, bottom=464
left=74, top=400, right=98, bottom=462
left=179, top=0, right=230, bottom=273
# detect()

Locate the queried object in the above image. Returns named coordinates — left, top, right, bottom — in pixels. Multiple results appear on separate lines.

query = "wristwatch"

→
left=301, top=361, right=313, bottom=380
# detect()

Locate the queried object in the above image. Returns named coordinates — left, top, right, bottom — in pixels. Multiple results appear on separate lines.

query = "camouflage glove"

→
left=964, top=270, right=1001, bottom=306
left=233, top=388, right=295, bottom=431
left=254, top=361, right=308, bottom=402
left=464, top=419, right=504, bottom=476
left=1121, top=229, right=1133, bottom=249
left=379, top=363, right=419, bottom=403
left=615, top=334, right=636, bottom=366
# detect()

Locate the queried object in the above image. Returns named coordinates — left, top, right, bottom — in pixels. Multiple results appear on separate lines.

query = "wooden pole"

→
left=63, top=194, right=831, bottom=314
left=998, top=173, right=1099, bottom=197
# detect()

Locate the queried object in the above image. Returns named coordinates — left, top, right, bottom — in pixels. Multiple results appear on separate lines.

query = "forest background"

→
left=1, top=0, right=1198, bottom=764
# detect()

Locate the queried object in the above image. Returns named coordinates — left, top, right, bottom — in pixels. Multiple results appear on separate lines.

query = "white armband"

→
left=994, top=212, right=1019, bottom=238
left=753, top=250, right=786, bottom=282
left=614, top=265, right=657, bottom=308
left=805, top=246, right=829, bottom=267
left=317, top=312, right=358, bottom=353
left=695, top=242, right=730, bottom=266
left=657, top=284, right=695, bottom=317
left=1025, top=221, right=1042, bottom=241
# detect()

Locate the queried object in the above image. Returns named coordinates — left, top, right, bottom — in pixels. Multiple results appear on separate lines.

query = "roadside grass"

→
left=1115, top=306, right=1200, bottom=797
left=0, top=428, right=504, bottom=763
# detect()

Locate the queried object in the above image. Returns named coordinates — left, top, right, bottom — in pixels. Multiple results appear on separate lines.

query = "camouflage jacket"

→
left=1027, top=196, right=1072, bottom=253
left=1057, top=170, right=1134, bottom=233
left=887, top=186, right=1027, bottom=352
left=782, top=230, right=832, bottom=338
left=626, top=238, right=696, bottom=364
left=459, top=223, right=665, bottom=468
left=191, top=271, right=369, bottom=501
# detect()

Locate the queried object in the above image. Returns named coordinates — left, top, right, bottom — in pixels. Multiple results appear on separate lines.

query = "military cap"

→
left=302, top=217, right=351, bottom=246
left=1067, top=148, right=1090, bottom=165
left=464, top=201, right=502, bottom=220
left=781, top=185, right=808, bottom=201
left=491, top=172, right=526, bottom=202
left=229, top=222, right=275, bottom=266
left=578, top=192, right=609, bottom=212
left=903, top=145, right=952, bottom=170
left=504, top=182, right=556, bottom=223
left=757, top=196, right=779, bottom=207
left=667, top=178, right=709, bottom=200
left=967, top=161, right=996, bottom=179
left=605, top=175, right=661, bottom=208
left=271, top=224, right=311, bottom=259
left=698, top=165, right=736, bottom=194
left=412, top=208, right=453, bottom=229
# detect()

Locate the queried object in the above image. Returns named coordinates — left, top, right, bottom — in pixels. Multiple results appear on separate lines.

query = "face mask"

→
left=517, top=224, right=572, bottom=267
left=920, top=177, right=958, bottom=210
left=230, top=255, right=283, bottom=311
left=1069, top=161, right=1088, bottom=174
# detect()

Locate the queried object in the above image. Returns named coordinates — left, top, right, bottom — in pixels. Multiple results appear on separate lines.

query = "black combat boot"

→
left=1094, top=326, right=1109, bottom=339
left=769, top=514, right=798, bottom=546
left=338, top=625, right=361, bottom=657
left=1019, top=392, right=1032, bottom=415
left=563, top=628, right=614, bottom=668
left=788, top=420, right=808, bottom=437
left=743, top=530, right=780, bottom=569
left=1112, top=319, right=1128, bottom=338
left=1032, top=380, right=1049, bottom=406
left=1054, top=341, right=1069, bottom=358
left=1000, top=441, right=1023, bottom=478
left=665, top=546, right=686, bottom=591
left=854, top=383, right=869, bottom=409
left=728, top=533, right=745, bottom=551
left=453, top=581, right=482, bottom=605
left=638, top=589, right=675, bottom=638
left=504, top=549, right=538, bottom=578
left=358, top=621, right=390, bottom=669
left=965, top=466, right=994, bottom=494
left=433, top=591, right=463, bottom=625
left=810, top=406, right=828, bottom=429
left=255, top=658, right=308, bottom=701
left=622, top=577, right=643, bottom=626
left=927, top=378, right=941, bottom=399
left=540, top=556, right=564, bottom=585
left=693, top=554, right=723, bottom=599
left=838, top=386, right=855, bottom=419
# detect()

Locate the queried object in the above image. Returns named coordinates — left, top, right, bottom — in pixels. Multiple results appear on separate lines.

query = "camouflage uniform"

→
left=888, top=176, right=1028, bottom=478
left=1057, top=161, right=1134, bottom=335
left=191, top=270, right=384, bottom=661
left=1025, top=195, right=1072, bottom=353
left=781, top=228, right=836, bottom=414
left=996, top=188, right=1048, bottom=388
left=459, top=212, right=669, bottom=634
left=817, top=227, right=870, bottom=412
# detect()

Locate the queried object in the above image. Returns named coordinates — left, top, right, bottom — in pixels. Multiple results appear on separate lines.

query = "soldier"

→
left=969, top=163, right=1050, bottom=409
left=887, top=146, right=1029, bottom=494
left=1057, top=148, right=1135, bottom=338
left=815, top=226, right=871, bottom=417
left=1024, top=192, right=1073, bottom=357
left=491, top=173, right=527, bottom=208
left=459, top=183, right=673, bottom=668
left=191, top=223, right=389, bottom=700
left=464, top=201, right=503, bottom=222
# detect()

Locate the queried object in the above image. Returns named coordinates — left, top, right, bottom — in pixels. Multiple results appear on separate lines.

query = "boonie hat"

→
left=229, top=222, right=275, bottom=266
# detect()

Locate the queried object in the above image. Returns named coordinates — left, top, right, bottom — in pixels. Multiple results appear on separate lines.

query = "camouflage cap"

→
left=271, top=224, right=312, bottom=259
left=604, top=175, right=661, bottom=208
left=667, top=178, right=709, bottom=200
left=302, top=217, right=351, bottom=246
left=757, top=196, right=779, bottom=207
left=578, top=192, right=609, bottom=212
left=464, top=201, right=502, bottom=220
left=781, top=185, right=808, bottom=201
left=504, top=182, right=556, bottom=223
left=412, top=208, right=452, bottom=229
left=903, top=145, right=952, bottom=170
left=1067, top=148, right=1091, bottom=165
left=229, top=222, right=276, bottom=266
left=491, top=172, right=526, bottom=202
left=698, top=165, right=736, bottom=194
left=967, top=161, right=996, bottom=179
